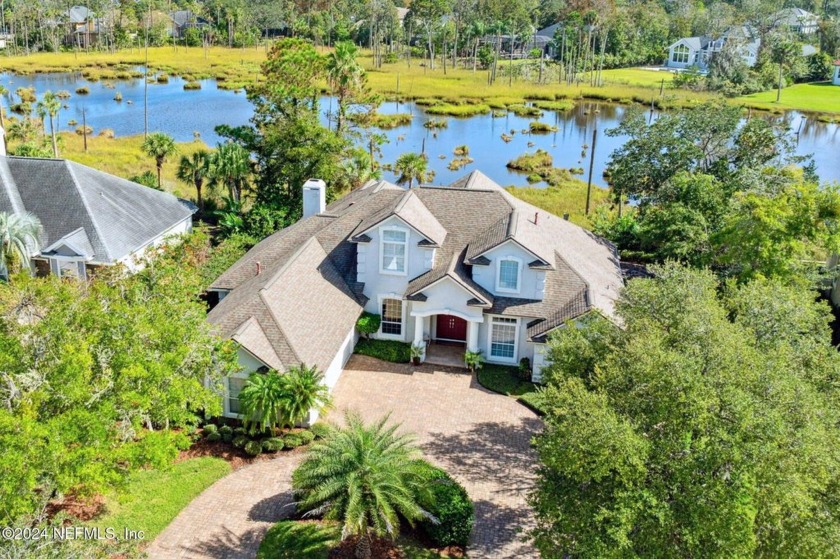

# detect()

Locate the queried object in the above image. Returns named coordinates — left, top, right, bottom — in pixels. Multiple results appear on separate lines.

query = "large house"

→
left=207, top=171, right=623, bottom=419
left=666, top=26, right=760, bottom=70
left=0, top=155, right=194, bottom=279
left=169, top=10, right=209, bottom=39
left=770, top=8, right=820, bottom=35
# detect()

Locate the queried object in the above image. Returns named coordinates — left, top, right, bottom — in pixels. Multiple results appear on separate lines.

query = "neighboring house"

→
left=666, top=26, right=760, bottom=70
left=207, top=171, right=623, bottom=420
left=770, top=8, right=820, bottom=35
left=170, top=10, right=209, bottom=39
left=64, top=6, right=101, bottom=48
left=0, top=155, right=194, bottom=280
left=536, top=23, right=562, bottom=57
left=833, top=60, right=840, bottom=85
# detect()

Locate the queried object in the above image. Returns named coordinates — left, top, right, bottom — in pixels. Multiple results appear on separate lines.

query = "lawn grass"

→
left=477, top=364, right=545, bottom=414
left=257, top=520, right=447, bottom=559
left=92, top=456, right=231, bottom=542
left=506, top=178, right=611, bottom=228
left=27, top=132, right=211, bottom=200
left=737, top=81, right=840, bottom=114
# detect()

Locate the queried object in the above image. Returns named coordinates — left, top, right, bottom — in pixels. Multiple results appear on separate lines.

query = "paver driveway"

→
left=328, top=355, right=543, bottom=558
left=148, top=355, right=542, bottom=559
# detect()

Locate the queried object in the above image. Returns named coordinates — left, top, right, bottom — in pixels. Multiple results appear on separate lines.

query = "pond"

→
left=2, top=71, right=838, bottom=188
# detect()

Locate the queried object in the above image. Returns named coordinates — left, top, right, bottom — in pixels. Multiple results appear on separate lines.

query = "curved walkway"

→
left=146, top=454, right=302, bottom=559
left=148, top=355, right=542, bottom=559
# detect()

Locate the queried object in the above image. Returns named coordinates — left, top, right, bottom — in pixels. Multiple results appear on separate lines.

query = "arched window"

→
left=672, top=44, right=690, bottom=64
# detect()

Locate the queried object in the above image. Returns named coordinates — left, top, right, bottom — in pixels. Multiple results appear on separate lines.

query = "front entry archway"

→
left=436, top=314, right=468, bottom=342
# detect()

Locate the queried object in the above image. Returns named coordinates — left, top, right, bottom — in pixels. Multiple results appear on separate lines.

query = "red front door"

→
left=436, top=314, right=467, bottom=341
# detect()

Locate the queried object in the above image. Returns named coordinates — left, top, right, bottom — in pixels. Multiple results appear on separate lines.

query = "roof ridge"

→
left=258, top=291, right=303, bottom=365
left=506, top=209, right=518, bottom=238
left=261, top=236, right=320, bottom=291
left=393, top=189, right=415, bottom=213
left=64, top=159, right=113, bottom=261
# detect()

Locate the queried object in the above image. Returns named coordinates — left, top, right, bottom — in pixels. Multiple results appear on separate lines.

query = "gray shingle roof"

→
left=208, top=172, right=622, bottom=369
left=0, top=156, right=194, bottom=265
left=350, top=189, right=446, bottom=246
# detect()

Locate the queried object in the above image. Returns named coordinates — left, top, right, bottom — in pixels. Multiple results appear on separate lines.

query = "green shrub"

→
left=232, top=435, right=248, bottom=448
left=419, top=464, right=475, bottom=546
left=203, top=424, right=219, bottom=435
left=262, top=437, right=284, bottom=452
left=244, top=440, right=263, bottom=456
left=310, top=423, right=332, bottom=439
left=283, top=434, right=304, bottom=448
left=354, top=338, right=411, bottom=363
left=298, top=430, right=315, bottom=445
left=219, top=425, right=233, bottom=435
left=356, top=312, right=381, bottom=338
left=233, top=427, right=246, bottom=437
left=206, top=431, right=222, bottom=442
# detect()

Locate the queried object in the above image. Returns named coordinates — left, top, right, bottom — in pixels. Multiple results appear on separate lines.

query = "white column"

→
left=467, top=319, right=479, bottom=352
left=414, top=314, right=426, bottom=362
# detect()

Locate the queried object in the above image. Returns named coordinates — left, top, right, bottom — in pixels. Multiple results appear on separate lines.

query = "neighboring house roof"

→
left=170, top=10, right=208, bottom=28
left=208, top=172, right=623, bottom=369
left=668, top=36, right=709, bottom=51
left=68, top=6, right=92, bottom=24
left=537, top=23, right=561, bottom=38
left=0, top=156, right=194, bottom=265
left=771, top=7, right=819, bottom=26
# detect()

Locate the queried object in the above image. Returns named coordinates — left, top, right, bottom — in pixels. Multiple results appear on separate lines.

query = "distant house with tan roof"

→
left=207, top=172, right=623, bottom=419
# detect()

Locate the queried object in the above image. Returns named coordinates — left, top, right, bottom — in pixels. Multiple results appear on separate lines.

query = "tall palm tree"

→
left=211, top=142, right=250, bottom=203
left=325, top=41, right=365, bottom=133
left=394, top=152, right=430, bottom=189
left=176, top=150, right=211, bottom=212
left=280, top=364, right=331, bottom=428
left=36, top=91, right=61, bottom=158
left=142, top=132, right=178, bottom=189
left=0, top=211, right=41, bottom=279
left=292, top=413, right=434, bottom=559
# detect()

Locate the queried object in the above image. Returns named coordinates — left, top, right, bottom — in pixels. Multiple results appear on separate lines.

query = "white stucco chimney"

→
left=302, top=178, right=326, bottom=219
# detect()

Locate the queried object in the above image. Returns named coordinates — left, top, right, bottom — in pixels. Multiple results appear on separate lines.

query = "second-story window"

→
left=496, top=257, right=521, bottom=293
left=381, top=228, right=407, bottom=275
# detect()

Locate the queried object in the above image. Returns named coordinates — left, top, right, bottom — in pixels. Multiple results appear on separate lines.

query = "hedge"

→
left=354, top=338, right=411, bottom=363
left=418, top=463, right=475, bottom=547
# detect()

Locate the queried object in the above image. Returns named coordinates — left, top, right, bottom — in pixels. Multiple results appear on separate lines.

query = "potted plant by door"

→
left=410, top=342, right=425, bottom=365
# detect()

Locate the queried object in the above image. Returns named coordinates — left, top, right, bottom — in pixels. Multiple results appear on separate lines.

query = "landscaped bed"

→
left=477, top=364, right=546, bottom=414
left=354, top=338, right=411, bottom=363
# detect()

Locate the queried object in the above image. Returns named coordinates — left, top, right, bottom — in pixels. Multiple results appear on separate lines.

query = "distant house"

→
left=207, top=171, right=623, bottom=420
left=834, top=60, right=840, bottom=85
left=0, top=155, right=194, bottom=280
left=666, top=26, right=760, bottom=70
left=65, top=6, right=101, bottom=48
left=169, top=10, right=209, bottom=39
left=770, top=8, right=820, bottom=35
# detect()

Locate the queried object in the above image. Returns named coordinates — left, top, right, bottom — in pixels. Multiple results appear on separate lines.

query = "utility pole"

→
left=585, top=128, right=597, bottom=215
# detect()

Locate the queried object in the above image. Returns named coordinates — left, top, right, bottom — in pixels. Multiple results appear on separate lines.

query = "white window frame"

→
left=377, top=295, right=406, bottom=341
left=379, top=226, right=409, bottom=276
left=50, top=256, right=87, bottom=281
left=223, top=373, right=250, bottom=418
left=672, top=44, right=690, bottom=64
left=495, top=256, right=522, bottom=294
left=486, top=315, right=519, bottom=364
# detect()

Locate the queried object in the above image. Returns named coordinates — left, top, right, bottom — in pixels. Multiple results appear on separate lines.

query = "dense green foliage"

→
left=598, top=102, right=840, bottom=283
left=292, top=413, right=434, bottom=558
left=417, top=464, right=475, bottom=547
left=531, top=263, right=840, bottom=558
left=355, top=311, right=381, bottom=338
left=0, top=236, right=238, bottom=522
left=353, top=338, right=411, bottom=363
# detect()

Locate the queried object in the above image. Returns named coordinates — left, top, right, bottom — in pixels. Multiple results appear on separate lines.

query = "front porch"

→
left=424, top=340, right=467, bottom=368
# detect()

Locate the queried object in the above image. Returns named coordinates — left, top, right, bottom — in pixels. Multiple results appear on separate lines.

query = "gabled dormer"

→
left=464, top=210, right=554, bottom=300
left=40, top=227, right=94, bottom=280
left=350, top=190, right=446, bottom=284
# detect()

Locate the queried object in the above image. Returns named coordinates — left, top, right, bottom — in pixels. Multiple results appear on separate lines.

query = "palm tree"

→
left=142, top=132, right=178, bottom=189
left=770, top=35, right=801, bottom=103
left=0, top=211, right=42, bottom=279
left=176, top=150, right=211, bottom=212
left=325, top=41, right=365, bottom=133
left=36, top=91, right=61, bottom=158
left=211, top=142, right=250, bottom=203
left=239, top=371, right=287, bottom=435
left=394, top=152, right=429, bottom=188
left=292, top=413, right=434, bottom=559
left=280, top=364, right=331, bottom=427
